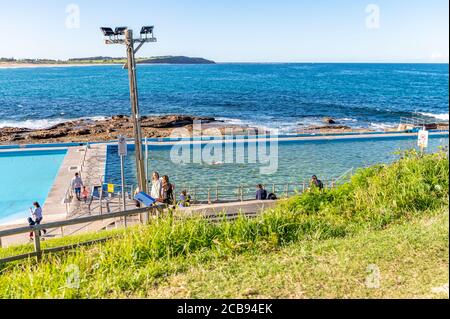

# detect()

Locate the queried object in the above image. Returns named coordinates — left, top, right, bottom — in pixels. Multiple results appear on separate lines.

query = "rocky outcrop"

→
left=322, top=117, right=337, bottom=125
left=0, top=115, right=221, bottom=144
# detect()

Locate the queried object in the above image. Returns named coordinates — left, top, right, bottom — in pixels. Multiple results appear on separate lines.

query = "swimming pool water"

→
left=105, top=135, right=449, bottom=189
left=0, top=149, right=67, bottom=224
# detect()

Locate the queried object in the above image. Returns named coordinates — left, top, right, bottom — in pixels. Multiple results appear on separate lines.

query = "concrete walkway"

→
left=44, top=146, right=86, bottom=222
left=67, top=144, right=107, bottom=219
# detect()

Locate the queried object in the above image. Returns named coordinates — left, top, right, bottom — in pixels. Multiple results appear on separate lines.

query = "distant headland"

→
left=0, top=56, right=216, bottom=68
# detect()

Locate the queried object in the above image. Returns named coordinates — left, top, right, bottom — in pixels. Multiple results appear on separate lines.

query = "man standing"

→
left=71, top=173, right=84, bottom=201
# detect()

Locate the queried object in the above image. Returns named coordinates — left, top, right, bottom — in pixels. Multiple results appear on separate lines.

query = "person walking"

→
left=82, top=186, right=89, bottom=204
left=28, top=202, right=46, bottom=240
left=71, top=173, right=84, bottom=201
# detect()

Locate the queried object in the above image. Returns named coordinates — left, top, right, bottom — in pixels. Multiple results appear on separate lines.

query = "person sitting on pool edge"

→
left=256, top=184, right=268, bottom=200
left=178, top=190, right=191, bottom=208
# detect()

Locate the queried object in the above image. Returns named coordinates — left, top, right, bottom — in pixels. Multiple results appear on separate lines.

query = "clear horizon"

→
left=0, top=0, right=449, bottom=63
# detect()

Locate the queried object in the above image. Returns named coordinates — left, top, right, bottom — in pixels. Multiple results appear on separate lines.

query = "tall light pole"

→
left=101, top=26, right=157, bottom=194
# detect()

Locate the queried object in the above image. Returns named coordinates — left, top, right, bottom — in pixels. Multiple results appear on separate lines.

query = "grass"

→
left=0, top=150, right=448, bottom=299
left=145, top=208, right=449, bottom=299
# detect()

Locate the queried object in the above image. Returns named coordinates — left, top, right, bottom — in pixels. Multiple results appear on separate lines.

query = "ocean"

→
left=0, top=63, right=448, bottom=133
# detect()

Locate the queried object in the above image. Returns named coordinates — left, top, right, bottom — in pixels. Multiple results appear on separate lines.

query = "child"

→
left=178, top=190, right=191, bottom=208
left=82, top=186, right=89, bottom=203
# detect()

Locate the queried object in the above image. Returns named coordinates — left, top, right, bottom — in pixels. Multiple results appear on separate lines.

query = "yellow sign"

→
left=107, top=184, right=115, bottom=193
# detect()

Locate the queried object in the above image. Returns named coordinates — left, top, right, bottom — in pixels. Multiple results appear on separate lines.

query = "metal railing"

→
left=177, top=177, right=349, bottom=205
left=98, top=169, right=357, bottom=207
left=0, top=202, right=268, bottom=264
left=0, top=206, right=161, bottom=264
left=63, top=145, right=90, bottom=215
left=0, top=170, right=358, bottom=264
left=400, top=116, right=448, bottom=127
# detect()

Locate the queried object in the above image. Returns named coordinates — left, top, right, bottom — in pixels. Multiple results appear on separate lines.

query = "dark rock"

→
left=307, top=125, right=351, bottom=130
left=29, top=129, right=69, bottom=140
left=8, top=134, right=24, bottom=142
left=322, top=117, right=337, bottom=125
left=112, top=115, right=127, bottom=120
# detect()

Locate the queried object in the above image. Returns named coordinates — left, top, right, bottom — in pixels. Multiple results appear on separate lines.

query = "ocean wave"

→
left=418, top=112, right=449, bottom=121
left=0, top=116, right=108, bottom=129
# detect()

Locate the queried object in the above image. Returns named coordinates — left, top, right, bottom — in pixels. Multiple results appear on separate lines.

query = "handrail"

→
left=80, top=144, right=89, bottom=173
left=0, top=205, right=164, bottom=263
left=0, top=206, right=159, bottom=238
left=101, top=170, right=356, bottom=205
left=63, top=145, right=89, bottom=214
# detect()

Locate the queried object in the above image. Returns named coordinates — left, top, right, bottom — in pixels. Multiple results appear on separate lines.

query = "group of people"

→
left=26, top=172, right=324, bottom=240
left=147, top=172, right=191, bottom=208
left=27, top=172, right=88, bottom=241
left=71, top=172, right=89, bottom=203
left=255, top=175, right=324, bottom=201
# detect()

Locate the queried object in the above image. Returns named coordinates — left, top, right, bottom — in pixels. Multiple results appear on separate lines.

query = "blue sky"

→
left=0, top=0, right=448, bottom=62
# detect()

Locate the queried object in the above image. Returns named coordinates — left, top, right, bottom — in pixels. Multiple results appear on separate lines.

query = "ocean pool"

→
left=105, top=134, right=449, bottom=191
left=0, top=149, right=67, bottom=224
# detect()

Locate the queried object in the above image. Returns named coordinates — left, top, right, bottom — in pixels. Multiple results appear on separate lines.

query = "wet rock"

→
left=29, top=129, right=70, bottom=140
left=112, top=115, right=127, bottom=121
left=8, top=134, right=25, bottom=142
left=0, top=115, right=221, bottom=144
left=307, top=125, right=351, bottom=131
left=322, top=117, right=337, bottom=125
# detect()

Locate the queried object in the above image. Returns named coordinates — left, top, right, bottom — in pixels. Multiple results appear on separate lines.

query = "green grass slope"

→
left=0, top=150, right=448, bottom=298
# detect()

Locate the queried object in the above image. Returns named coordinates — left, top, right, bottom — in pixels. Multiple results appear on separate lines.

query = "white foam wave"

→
left=418, top=112, right=449, bottom=121
left=0, top=116, right=108, bottom=129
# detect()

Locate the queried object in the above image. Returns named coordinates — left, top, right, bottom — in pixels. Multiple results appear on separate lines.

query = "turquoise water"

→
left=105, top=134, right=449, bottom=190
left=0, top=149, right=67, bottom=223
left=0, top=64, right=448, bottom=132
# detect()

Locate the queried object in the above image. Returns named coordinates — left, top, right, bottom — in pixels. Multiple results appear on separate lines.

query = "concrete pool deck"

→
left=0, top=144, right=107, bottom=228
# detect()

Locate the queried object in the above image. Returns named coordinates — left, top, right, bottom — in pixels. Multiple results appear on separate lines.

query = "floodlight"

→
left=100, top=27, right=115, bottom=37
left=140, top=26, right=154, bottom=35
left=115, top=27, right=128, bottom=35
